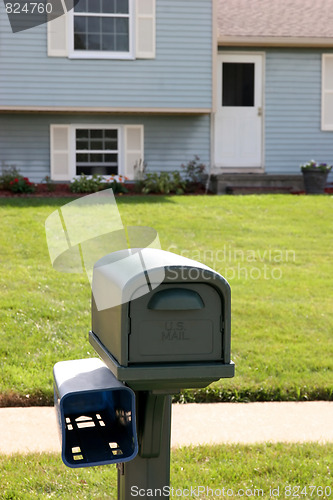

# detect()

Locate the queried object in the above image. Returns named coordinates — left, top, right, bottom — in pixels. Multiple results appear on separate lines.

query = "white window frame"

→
left=70, top=124, right=124, bottom=178
left=322, top=54, right=333, bottom=131
left=68, top=0, right=135, bottom=60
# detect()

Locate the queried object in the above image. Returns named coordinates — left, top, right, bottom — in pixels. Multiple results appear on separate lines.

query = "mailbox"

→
left=52, top=248, right=234, bottom=496
left=53, top=358, right=138, bottom=468
left=89, top=248, right=234, bottom=391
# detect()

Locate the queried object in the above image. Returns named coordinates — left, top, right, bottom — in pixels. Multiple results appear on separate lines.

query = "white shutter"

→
left=136, top=0, right=156, bottom=59
left=47, top=11, right=68, bottom=57
left=50, top=125, right=72, bottom=181
left=322, top=54, right=333, bottom=130
left=124, top=125, right=144, bottom=179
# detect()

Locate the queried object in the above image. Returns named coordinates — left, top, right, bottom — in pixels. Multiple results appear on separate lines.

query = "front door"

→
left=214, top=53, right=263, bottom=168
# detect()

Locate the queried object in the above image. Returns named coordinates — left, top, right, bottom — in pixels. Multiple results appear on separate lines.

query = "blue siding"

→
left=0, top=114, right=210, bottom=182
left=265, top=48, right=333, bottom=176
left=0, top=0, right=212, bottom=109
left=218, top=47, right=333, bottom=179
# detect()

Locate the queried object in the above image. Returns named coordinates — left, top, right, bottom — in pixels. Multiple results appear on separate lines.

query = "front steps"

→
left=209, top=173, right=304, bottom=195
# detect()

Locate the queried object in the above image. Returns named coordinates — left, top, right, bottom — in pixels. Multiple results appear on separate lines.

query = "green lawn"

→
left=0, top=195, right=332, bottom=404
left=1, top=443, right=333, bottom=499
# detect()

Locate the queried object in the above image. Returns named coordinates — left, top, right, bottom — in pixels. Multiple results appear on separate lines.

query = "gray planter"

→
left=302, top=168, right=329, bottom=194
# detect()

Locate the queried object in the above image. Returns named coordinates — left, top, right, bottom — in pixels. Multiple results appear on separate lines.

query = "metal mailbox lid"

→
left=128, top=283, right=223, bottom=364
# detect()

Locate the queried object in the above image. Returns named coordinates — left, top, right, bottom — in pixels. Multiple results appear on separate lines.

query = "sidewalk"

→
left=0, top=402, right=332, bottom=454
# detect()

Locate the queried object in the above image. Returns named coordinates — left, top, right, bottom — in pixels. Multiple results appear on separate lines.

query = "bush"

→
left=8, top=176, right=35, bottom=194
left=181, top=155, right=206, bottom=192
left=134, top=156, right=207, bottom=195
left=105, top=175, right=129, bottom=194
left=140, top=171, right=187, bottom=195
left=41, top=175, right=56, bottom=192
left=0, top=165, right=23, bottom=190
left=70, top=173, right=105, bottom=193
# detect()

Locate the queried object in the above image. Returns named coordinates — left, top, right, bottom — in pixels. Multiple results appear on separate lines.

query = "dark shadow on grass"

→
left=0, top=195, right=179, bottom=209
left=1, top=385, right=333, bottom=407
left=0, top=389, right=52, bottom=408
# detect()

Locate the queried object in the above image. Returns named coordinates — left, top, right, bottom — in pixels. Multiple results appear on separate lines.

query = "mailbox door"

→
left=128, top=283, right=223, bottom=363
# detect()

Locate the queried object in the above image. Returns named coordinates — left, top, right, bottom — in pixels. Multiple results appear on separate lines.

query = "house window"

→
left=75, top=128, right=119, bottom=176
left=48, top=0, right=156, bottom=60
left=71, top=0, right=133, bottom=57
left=50, top=124, right=144, bottom=181
left=222, top=63, right=255, bottom=107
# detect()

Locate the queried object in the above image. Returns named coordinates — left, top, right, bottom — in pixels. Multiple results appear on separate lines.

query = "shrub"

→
left=41, top=175, right=56, bottom=192
left=0, top=165, right=23, bottom=190
left=105, top=175, right=129, bottom=194
left=140, top=171, right=187, bottom=195
left=70, top=174, right=105, bottom=193
left=181, top=155, right=206, bottom=192
left=9, top=177, right=35, bottom=194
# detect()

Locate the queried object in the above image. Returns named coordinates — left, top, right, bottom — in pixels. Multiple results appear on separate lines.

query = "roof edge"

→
left=218, top=35, right=333, bottom=48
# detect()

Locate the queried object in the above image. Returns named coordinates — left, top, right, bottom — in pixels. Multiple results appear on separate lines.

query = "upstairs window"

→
left=48, top=0, right=156, bottom=60
left=70, top=0, right=134, bottom=58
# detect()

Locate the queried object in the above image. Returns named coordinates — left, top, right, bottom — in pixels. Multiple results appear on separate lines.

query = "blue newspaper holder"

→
left=53, top=358, right=138, bottom=468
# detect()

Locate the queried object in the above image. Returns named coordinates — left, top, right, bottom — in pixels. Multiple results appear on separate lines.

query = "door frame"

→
left=212, top=50, right=266, bottom=172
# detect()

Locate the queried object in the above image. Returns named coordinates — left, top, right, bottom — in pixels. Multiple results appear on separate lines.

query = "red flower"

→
left=14, top=178, right=19, bottom=182
left=23, top=177, right=29, bottom=181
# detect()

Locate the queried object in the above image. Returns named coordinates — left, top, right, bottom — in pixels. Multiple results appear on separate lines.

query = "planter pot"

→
left=302, top=169, right=329, bottom=194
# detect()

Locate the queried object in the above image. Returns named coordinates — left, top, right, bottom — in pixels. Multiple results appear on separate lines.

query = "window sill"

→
left=68, top=51, right=135, bottom=60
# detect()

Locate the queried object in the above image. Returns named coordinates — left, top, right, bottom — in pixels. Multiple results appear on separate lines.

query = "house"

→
left=0, top=0, right=213, bottom=183
left=1, top=0, right=333, bottom=192
left=212, top=0, right=333, bottom=192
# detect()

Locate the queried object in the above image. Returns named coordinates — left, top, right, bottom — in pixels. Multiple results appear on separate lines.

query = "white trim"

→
left=68, top=0, right=135, bottom=60
left=208, top=0, right=218, bottom=188
left=69, top=125, right=76, bottom=180
left=212, top=0, right=218, bottom=113
left=47, top=0, right=68, bottom=57
left=261, top=52, right=266, bottom=172
left=212, top=167, right=265, bottom=174
left=50, top=123, right=143, bottom=181
left=50, top=124, right=71, bottom=181
left=124, top=125, right=144, bottom=179
left=218, top=36, right=333, bottom=48
left=71, top=124, right=122, bottom=178
left=213, top=51, right=265, bottom=171
left=0, top=106, right=212, bottom=114
left=135, top=0, right=156, bottom=59
left=321, top=54, right=333, bottom=131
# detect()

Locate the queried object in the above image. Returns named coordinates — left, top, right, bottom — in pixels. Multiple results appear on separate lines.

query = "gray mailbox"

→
left=89, top=248, right=234, bottom=391
left=53, top=248, right=234, bottom=498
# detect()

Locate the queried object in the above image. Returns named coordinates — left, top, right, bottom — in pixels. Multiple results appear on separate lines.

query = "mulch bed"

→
left=0, top=183, right=331, bottom=198
left=0, top=184, right=82, bottom=198
left=0, top=183, right=210, bottom=198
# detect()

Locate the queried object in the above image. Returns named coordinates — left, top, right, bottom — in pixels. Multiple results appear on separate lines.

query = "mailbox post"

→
left=89, top=248, right=234, bottom=499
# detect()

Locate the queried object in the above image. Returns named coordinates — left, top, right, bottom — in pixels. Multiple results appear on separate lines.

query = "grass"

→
left=1, top=443, right=333, bottom=498
left=0, top=195, right=332, bottom=404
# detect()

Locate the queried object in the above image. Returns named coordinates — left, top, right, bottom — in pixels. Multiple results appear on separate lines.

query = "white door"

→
left=214, top=53, right=263, bottom=168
